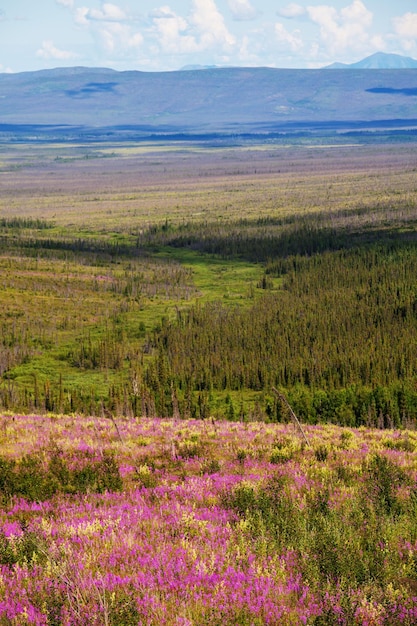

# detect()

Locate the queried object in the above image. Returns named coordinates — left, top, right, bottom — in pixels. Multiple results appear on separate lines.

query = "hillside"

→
left=1, top=65, right=417, bottom=138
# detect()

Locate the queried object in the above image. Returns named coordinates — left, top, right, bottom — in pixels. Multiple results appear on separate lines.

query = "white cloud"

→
left=370, top=34, right=386, bottom=51
left=56, top=0, right=74, bottom=8
left=190, top=0, right=236, bottom=49
left=57, top=0, right=236, bottom=69
left=227, top=0, right=258, bottom=21
left=152, top=0, right=235, bottom=57
left=152, top=10, right=193, bottom=54
left=72, top=3, right=144, bottom=58
left=98, top=22, right=143, bottom=53
left=393, top=13, right=417, bottom=52
left=78, top=3, right=127, bottom=23
left=36, top=40, right=79, bottom=60
left=277, top=4, right=306, bottom=19
left=75, top=7, right=90, bottom=26
left=274, top=22, right=303, bottom=52
left=149, top=6, right=177, bottom=19
left=237, top=34, right=259, bottom=63
left=340, top=0, right=370, bottom=23
left=306, top=0, right=373, bottom=56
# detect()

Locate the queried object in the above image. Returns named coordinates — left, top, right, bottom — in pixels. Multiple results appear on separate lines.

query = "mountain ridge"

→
left=1, top=62, right=417, bottom=138
left=325, top=52, right=417, bottom=70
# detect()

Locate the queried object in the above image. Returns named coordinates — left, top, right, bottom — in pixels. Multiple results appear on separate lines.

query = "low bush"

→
left=0, top=447, right=122, bottom=502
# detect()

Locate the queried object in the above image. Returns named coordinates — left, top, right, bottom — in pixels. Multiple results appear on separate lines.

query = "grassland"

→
left=1, top=140, right=417, bottom=422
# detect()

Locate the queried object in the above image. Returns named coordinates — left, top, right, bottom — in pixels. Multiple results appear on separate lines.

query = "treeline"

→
left=136, top=201, right=417, bottom=263
left=0, top=375, right=142, bottom=418
left=143, top=241, right=417, bottom=427
left=0, top=234, right=138, bottom=259
left=0, top=217, right=53, bottom=230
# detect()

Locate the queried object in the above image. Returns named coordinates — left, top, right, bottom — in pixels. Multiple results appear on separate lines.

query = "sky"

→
left=1, top=0, right=417, bottom=73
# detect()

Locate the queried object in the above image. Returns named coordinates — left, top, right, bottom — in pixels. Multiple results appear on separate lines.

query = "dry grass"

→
left=1, top=142, right=417, bottom=233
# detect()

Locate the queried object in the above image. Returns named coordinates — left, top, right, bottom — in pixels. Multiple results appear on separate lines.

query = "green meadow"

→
left=1, top=140, right=417, bottom=425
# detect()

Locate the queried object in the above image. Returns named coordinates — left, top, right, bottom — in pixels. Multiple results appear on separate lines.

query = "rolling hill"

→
left=0, top=63, right=417, bottom=140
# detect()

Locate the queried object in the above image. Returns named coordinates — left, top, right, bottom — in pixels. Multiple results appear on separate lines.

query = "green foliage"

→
left=135, top=464, right=158, bottom=488
left=363, top=453, right=408, bottom=515
left=0, top=447, right=122, bottom=502
left=0, top=217, right=53, bottom=230
left=148, top=241, right=417, bottom=426
left=177, top=438, right=203, bottom=459
left=221, top=481, right=258, bottom=517
left=314, top=444, right=329, bottom=462
left=269, top=445, right=294, bottom=464
left=222, top=474, right=302, bottom=551
left=109, top=594, right=140, bottom=626
left=0, top=530, right=48, bottom=568
left=383, top=436, right=415, bottom=452
left=200, top=458, right=221, bottom=475
left=222, top=456, right=417, bottom=594
left=0, top=454, right=58, bottom=502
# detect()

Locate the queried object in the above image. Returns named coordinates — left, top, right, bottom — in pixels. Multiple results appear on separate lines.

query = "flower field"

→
left=0, top=413, right=417, bottom=625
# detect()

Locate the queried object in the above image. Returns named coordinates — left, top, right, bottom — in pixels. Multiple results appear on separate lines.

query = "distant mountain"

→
left=326, top=52, right=417, bottom=69
left=1, top=65, right=417, bottom=138
left=180, top=64, right=219, bottom=71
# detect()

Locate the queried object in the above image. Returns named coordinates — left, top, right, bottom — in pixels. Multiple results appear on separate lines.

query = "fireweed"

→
left=0, top=414, right=416, bottom=624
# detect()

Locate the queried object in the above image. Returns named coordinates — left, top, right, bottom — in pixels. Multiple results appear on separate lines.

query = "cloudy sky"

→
left=1, top=0, right=416, bottom=73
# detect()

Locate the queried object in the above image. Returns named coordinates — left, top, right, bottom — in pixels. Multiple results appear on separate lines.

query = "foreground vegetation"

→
left=0, top=414, right=417, bottom=624
left=1, top=141, right=417, bottom=425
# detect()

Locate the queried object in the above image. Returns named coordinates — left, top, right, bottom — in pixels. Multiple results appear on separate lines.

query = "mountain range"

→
left=0, top=52, right=416, bottom=140
left=326, top=52, right=417, bottom=70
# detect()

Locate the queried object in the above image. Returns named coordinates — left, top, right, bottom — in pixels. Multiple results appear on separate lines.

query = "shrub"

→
left=383, top=437, right=415, bottom=452
left=97, top=450, right=123, bottom=492
left=200, top=458, right=221, bottom=474
left=314, top=444, right=329, bottom=462
left=135, top=464, right=157, bottom=488
left=71, top=450, right=122, bottom=494
left=0, top=530, right=48, bottom=568
left=334, top=462, right=355, bottom=485
left=0, top=448, right=122, bottom=502
left=363, top=453, right=407, bottom=515
left=236, top=447, right=247, bottom=464
left=306, top=487, right=330, bottom=517
left=221, top=481, right=257, bottom=516
left=109, top=594, right=140, bottom=625
left=270, top=440, right=299, bottom=463
left=177, top=439, right=202, bottom=458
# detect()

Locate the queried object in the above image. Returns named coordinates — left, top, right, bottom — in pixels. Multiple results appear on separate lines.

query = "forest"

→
left=1, top=139, right=417, bottom=427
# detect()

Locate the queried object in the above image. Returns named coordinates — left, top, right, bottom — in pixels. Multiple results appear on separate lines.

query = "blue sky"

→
left=1, top=0, right=416, bottom=73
